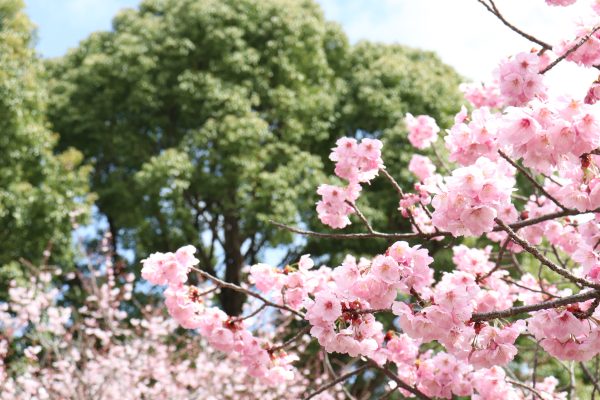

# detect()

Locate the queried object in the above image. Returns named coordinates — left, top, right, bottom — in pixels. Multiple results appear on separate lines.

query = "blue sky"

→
left=26, top=0, right=139, bottom=57
left=25, top=0, right=596, bottom=94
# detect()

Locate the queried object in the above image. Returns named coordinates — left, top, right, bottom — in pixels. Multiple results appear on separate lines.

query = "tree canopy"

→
left=46, top=0, right=463, bottom=314
left=0, top=0, right=89, bottom=286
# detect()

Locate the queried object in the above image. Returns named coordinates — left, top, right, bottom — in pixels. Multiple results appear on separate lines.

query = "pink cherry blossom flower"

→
left=141, top=246, right=198, bottom=287
left=469, top=321, right=525, bottom=368
left=546, top=0, right=577, bottom=5
left=405, top=113, right=440, bottom=149
left=371, top=255, right=401, bottom=284
left=308, top=292, right=341, bottom=323
left=409, top=154, right=436, bottom=181
left=497, top=52, right=546, bottom=105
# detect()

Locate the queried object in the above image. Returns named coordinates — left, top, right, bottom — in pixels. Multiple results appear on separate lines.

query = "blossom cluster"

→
left=247, top=241, right=572, bottom=399
left=496, top=52, right=547, bottom=105
left=528, top=304, right=600, bottom=361
left=431, top=156, right=516, bottom=236
left=460, top=81, right=504, bottom=109
left=94, top=0, right=600, bottom=397
left=404, top=112, right=440, bottom=149
left=445, top=106, right=499, bottom=166
left=392, top=244, right=522, bottom=367
left=546, top=0, right=577, bottom=6
left=0, top=266, right=316, bottom=400
left=555, top=19, right=600, bottom=67
left=316, top=137, right=383, bottom=228
left=142, top=246, right=296, bottom=385
left=500, top=99, right=600, bottom=174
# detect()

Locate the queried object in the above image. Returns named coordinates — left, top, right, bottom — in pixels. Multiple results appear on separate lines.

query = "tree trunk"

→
left=106, top=215, right=119, bottom=258
left=219, top=214, right=246, bottom=316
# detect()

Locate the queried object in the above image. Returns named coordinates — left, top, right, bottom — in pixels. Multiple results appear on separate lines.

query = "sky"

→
left=25, top=0, right=599, bottom=96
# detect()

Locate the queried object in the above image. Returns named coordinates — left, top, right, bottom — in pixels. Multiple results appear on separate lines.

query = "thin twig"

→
left=380, top=168, right=424, bottom=234
left=355, top=308, right=394, bottom=315
left=269, top=220, right=448, bottom=241
left=323, top=353, right=358, bottom=400
left=368, top=361, right=433, bottom=400
left=500, top=277, right=559, bottom=299
left=498, top=149, right=566, bottom=210
left=379, top=168, right=405, bottom=197
left=494, top=218, right=600, bottom=290
left=532, top=341, right=540, bottom=392
left=197, top=286, right=219, bottom=297
left=478, top=236, right=511, bottom=282
left=471, top=289, right=600, bottom=322
left=477, top=0, right=551, bottom=50
left=431, top=144, right=451, bottom=174
left=189, top=265, right=305, bottom=318
left=232, top=303, right=266, bottom=322
left=346, top=200, right=375, bottom=234
left=581, top=362, right=600, bottom=395
left=540, top=25, right=600, bottom=74
left=507, top=380, right=545, bottom=399
left=270, top=325, right=311, bottom=353
left=303, top=365, right=368, bottom=400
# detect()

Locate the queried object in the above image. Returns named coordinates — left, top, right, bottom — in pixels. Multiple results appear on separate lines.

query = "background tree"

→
left=301, top=42, right=464, bottom=266
left=0, top=0, right=90, bottom=291
left=46, top=0, right=462, bottom=315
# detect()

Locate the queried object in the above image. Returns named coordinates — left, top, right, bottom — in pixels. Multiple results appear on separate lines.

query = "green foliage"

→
left=46, top=0, right=463, bottom=313
left=304, top=43, right=464, bottom=263
left=0, top=0, right=90, bottom=279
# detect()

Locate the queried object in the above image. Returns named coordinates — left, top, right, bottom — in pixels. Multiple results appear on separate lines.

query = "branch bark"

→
left=303, top=365, right=368, bottom=400
left=189, top=265, right=305, bottom=318
left=494, top=218, right=600, bottom=290
left=498, top=149, right=566, bottom=210
left=471, top=289, right=600, bottom=322
left=476, top=0, right=551, bottom=50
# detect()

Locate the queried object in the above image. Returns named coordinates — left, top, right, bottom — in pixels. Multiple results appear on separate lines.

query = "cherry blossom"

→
left=13, top=1, right=600, bottom=397
left=405, top=113, right=440, bottom=149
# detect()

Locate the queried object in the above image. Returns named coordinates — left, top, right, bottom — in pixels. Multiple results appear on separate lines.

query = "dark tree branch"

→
left=303, top=365, right=368, bottom=400
left=268, top=220, right=448, bottom=241
left=540, top=25, right=600, bottom=74
left=581, top=362, right=600, bottom=395
left=494, top=218, right=600, bottom=290
left=270, top=205, right=600, bottom=242
left=498, top=149, right=566, bottom=210
left=477, top=0, right=551, bottom=50
left=269, top=325, right=311, bottom=353
left=471, top=289, right=600, bottom=322
left=368, top=361, right=433, bottom=400
left=346, top=200, right=375, bottom=234
left=359, top=290, right=600, bottom=323
left=380, top=168, right=424, bottom=234
left=189, top=265, right=305, bottom=318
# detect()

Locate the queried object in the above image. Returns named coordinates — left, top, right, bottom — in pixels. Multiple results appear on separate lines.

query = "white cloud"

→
left=317, top=0, right=598, bottom=97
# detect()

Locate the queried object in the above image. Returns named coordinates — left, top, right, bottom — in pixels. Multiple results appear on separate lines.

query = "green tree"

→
left=46, top=0, right=462, bottom=315
left=301, top=42, right=464, bottom=265
left=0, top=0, right=90, bottom=284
